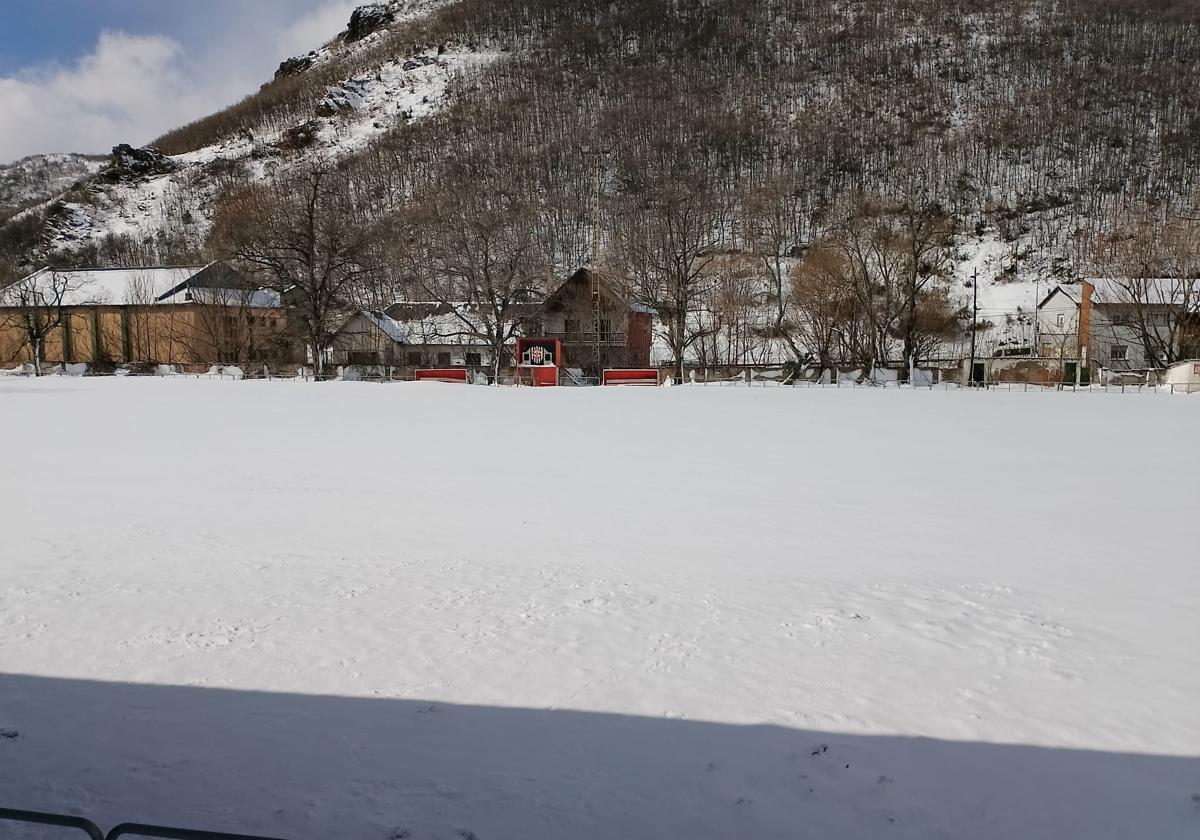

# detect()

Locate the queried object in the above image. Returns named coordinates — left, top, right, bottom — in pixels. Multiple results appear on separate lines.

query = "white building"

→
left=1036, top=278, right=1198, bottom=374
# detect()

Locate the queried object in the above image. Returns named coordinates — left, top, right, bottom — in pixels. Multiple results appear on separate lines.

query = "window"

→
left=1055, top=314, right=1065, bottom=327
left=599, top=319, right=613, bottom=342
left=1110, top=345, right=1127, bottom=361
left=405, top=351, right=423, bottom=366
left=437, top=352, right=452, bottom=367
left=465, top=352, right=482, bottom=367
left=565, top=319, right=580, bottom=338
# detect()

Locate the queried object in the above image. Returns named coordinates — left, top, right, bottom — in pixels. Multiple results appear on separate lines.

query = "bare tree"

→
left=191, top=287, right=288, bottom=366
left=826, top=197, right=904, bottom=376
left=742, top=173, right=813, bottom=361
left=0, top=269, right=95, bottom=375
left=608, top=170, right=731, bottom=381
left=893, top=196, right=958, bottom=381
left=210, top=163, right=375, bottom=376
left=790, top=243, right=859, bottom=373
left=390, top=177, right=550, bottom=381
left=1090, top=210, right=1200, bottom=368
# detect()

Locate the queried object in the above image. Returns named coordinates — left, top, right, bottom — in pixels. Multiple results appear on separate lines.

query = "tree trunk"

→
left=311, top=338, right=324, bottom=378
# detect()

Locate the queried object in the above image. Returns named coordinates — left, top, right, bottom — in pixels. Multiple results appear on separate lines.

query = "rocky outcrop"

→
left=279, top=121, right=321, bottom=152
left=109, top=145, right=178, bottom=180
left=275, top=53, right=317, bottom=80
left=345, top=4, right=395, bottom=42
left=317, top=78, right=373, bottom=116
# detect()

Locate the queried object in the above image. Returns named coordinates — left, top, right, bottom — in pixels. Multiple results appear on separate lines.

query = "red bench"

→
left=602, top=369, right=660, bottom=386
left=415, top=369, right=470, bottom=383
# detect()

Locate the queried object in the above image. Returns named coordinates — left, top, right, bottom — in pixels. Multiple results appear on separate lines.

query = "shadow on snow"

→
left=0, top=673, right=1195, bottom=839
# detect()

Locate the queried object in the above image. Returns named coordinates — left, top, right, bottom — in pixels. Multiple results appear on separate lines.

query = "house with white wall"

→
left=1036, top=279, right=1198, bottom=376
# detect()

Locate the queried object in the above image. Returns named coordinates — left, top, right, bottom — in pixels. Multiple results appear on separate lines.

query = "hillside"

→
left=1, top=0, right=1196, bottom=364
left=0, top=153, right=105, bottom=223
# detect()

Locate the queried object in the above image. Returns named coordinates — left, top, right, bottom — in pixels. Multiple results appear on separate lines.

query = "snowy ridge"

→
left=41, top=45, right=494, bottom=255
left=43, top=54, right=493, bottom=256
left=22, top=0, right=489, bottom=258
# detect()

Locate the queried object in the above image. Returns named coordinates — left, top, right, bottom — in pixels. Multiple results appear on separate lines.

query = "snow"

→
left=0, top=153, right=104, bottom=207
left=29, top=0, right=492, bottom=259
left=3, top=266, right=206, bottom=306
left=0, top=378, right=1197, bottom=840
left=39, top=45, right=496, bottom=255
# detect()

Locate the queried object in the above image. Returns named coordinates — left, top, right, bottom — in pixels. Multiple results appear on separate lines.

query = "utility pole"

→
left=968, top=268, right=979, bottom=386
left=1033, top=279, right=1040, bottom=357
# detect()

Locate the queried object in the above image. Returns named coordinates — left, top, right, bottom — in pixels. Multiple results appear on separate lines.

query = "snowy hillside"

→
left=0, top=153, right=104, bottom=217
left=30, top=0, right=491, bottom=258
left=1, top=0, right=1193, bottom=365
left=41, top=47, right=493, bottom=254
left=1, top=378, right=1197, bottom=839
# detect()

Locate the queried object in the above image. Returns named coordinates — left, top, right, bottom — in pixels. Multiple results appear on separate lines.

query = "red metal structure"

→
left=414, top=368, right=470, bottom=383
left=602, top=368, right=660, bottom=386
left=515, top=338, right=562, bottom=387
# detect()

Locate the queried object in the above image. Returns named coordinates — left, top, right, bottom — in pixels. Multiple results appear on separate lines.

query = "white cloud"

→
left=0, top=1, right=365, bottom=164
left=0, top=31, right=248, bottom=162
left=276, top=1, right=361, bottom=58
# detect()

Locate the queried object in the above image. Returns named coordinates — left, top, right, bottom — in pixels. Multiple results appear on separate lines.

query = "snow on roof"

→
left=361, top=310, right=409, bottom=343
left=1036, top=279, right=1200, bottom=310
left=1083, top=277, right=1199, bottom=306
left=1, top=264, right=281, bottom=309
left=1037, top=285, right=1079, bottom=309
left=4, top=266, right=207, bottom=307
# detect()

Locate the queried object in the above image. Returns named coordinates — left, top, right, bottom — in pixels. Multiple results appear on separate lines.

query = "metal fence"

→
left=5, top=364, right=1198, bottom=393
left=0, top=807, right=286, bottom=840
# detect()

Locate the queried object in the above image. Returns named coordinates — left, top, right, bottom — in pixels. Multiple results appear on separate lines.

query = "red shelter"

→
left=515, top=337, right=562, bottom=386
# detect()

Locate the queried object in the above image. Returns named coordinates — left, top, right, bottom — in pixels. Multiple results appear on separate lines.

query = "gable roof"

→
left=1037, top=285, right=1080, bottom=310
left=546, top=268, right=655, bottom=315
left=1036, top=279, right=1200, bottom=311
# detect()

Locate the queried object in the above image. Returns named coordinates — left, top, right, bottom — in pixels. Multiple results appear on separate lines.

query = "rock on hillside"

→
left=107, top=145, right=179, bottom=181
left=346, top=4, right=396, bottom=42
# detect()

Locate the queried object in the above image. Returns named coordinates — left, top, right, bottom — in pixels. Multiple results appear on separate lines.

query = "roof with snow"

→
left=1037, top=285, right=1079, bottom=309
left=1037, top=279, right=1199, bottom=310
left=1083, top=277, right=1199, bottom=307
left=1, top=263, right=280, bottom=309
left=3, top=266, right=208, bottom=307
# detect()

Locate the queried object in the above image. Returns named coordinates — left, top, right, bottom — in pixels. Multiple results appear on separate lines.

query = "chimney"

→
left=1078, top=279, right=1094, bottom=359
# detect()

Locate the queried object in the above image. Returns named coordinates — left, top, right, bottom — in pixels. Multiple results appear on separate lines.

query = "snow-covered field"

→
left=1, top=378, right=1197, bottom=840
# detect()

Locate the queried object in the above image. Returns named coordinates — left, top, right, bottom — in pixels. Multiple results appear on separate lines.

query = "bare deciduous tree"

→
left=608, top=170, right=732, bottom=381
left=210, top=163, right=374, bottom=376
left=390, top=177, right=550, bottom=381
left=0, top=268, right=95, bottom=375
left=1090, top=209, right=1200, bottom=368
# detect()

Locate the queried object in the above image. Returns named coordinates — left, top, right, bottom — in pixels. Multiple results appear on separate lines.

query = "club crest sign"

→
left=523, top=345, right=553, bottom=366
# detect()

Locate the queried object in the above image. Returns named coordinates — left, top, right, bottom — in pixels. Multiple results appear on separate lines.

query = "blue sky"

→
left=0, top=0, right=362, bottom=163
